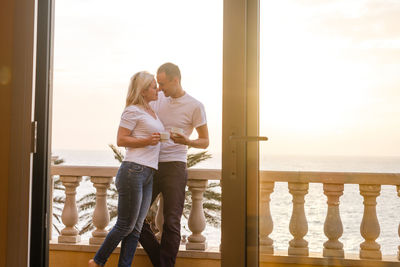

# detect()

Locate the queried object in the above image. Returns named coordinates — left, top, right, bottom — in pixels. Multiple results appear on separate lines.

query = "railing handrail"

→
left=261, top=170, right=400, bottom=185
left=51, top=165, right=221, bottom=181
left=51, top=165, right=400, bottom=185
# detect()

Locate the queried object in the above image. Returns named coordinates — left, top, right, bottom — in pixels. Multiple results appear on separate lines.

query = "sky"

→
left=260, top=0, right=400, bottom=156
left=52, top=0, right=400, bottom=158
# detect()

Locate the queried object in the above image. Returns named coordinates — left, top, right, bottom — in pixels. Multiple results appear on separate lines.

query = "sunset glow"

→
left=52, top=0, right=400, bottom=158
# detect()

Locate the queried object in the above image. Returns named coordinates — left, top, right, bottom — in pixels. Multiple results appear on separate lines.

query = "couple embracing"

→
left=88, top=62, right=209, bottom=267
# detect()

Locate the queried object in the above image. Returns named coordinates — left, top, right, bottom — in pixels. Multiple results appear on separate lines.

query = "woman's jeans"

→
left=93, top=161, right=154, bottom=267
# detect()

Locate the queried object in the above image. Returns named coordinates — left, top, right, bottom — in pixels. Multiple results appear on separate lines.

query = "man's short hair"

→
left=157, top=62, right=181, bottom=82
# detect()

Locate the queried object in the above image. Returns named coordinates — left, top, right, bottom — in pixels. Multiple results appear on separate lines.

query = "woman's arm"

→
left=117, top=126, right=160, bottom=148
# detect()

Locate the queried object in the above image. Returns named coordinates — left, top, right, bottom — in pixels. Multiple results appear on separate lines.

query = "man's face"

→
left=156, top=72, right=177, bottom=97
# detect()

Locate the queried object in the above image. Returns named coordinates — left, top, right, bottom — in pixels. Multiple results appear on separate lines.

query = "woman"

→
left=89, top=71, right=164, bottom=267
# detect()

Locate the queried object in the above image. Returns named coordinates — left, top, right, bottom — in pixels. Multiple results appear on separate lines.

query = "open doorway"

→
left=46, top=0, right=223, bottom=266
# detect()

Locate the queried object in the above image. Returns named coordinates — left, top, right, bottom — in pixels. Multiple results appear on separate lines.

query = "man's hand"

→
left=170, top=132, right=190, bottom=146
left=169, top=124, right=209, bottom=148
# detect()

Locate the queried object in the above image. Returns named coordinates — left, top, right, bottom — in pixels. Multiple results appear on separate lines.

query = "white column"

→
left=186, top=179, right=208, bottom=250
left=323, top=183, right=344, bottom=258
left=359, top=184, right=381, bottom=260
left=155, top=194, right=164, bottom=241
left=89, top=176, right=113, bottom=245
left=58, top=176, right=82, bottom=243
left=288, top=182, right=309, bottom=256
left=259, top=181, right=274, bottom=254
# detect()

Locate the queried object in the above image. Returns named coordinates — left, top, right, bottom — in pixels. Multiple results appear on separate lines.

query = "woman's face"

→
left=142, top=79, right=159, bottom=103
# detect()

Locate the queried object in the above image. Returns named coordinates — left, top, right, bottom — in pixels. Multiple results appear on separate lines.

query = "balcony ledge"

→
left=261, top=251, right=399, bottom=267
left=49, top=239, right=221, bottom=260
left=50, top=240, right=399, bottom=267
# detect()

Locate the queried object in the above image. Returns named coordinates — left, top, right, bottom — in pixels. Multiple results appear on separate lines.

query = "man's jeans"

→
left=93, top=161, right=154, bottom=267
left=139, top=161, right=187, bottom=267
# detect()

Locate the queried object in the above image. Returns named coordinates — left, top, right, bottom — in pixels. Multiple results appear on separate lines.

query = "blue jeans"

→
left=93, top=161, right=154, bottom=267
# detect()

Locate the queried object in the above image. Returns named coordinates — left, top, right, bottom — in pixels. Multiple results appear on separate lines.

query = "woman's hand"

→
left=117, top=127, right=161, bottom=148
left=146, top=133, right=161, bottom=146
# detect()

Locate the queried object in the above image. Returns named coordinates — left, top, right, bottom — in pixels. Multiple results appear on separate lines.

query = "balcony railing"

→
left=259, top=170, right=400, bottom=265
left=50, top=165, right=400, bottom=266
left=50, top=165, right=220, bottom=249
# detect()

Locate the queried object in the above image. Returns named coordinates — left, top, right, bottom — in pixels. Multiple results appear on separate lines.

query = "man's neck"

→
left=171, top=86, right=185, bottom=98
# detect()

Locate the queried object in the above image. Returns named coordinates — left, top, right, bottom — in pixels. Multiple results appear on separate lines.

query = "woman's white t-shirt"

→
left=119, top=105, right=164, bottom=169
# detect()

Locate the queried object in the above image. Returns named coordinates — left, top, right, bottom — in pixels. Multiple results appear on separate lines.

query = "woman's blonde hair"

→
left=125, top=71, right=155, bottom=108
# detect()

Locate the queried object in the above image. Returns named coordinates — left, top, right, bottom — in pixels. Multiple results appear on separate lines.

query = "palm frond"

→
left=78, top=201, right=97, bottom=212
left=203, top=202, right=221, bottom=210
left=204, top=191, right=221, bottom=202
left=53, top=196, right=65, bottom=203
left=207, top=182, right=220, bottom=188
left=79, top=222, right=94, bottom=235
left=204, top=211, right=220, bottom=227
left=53, top=224, right=61, bottom=234
left=53, top=206, right=63, bottom=212
left=77, top=193, right=96, bottom=204
left=53, top=213, right=61, bottom=223
left=187, top=151, right=212, bottom=168
left=108, top=144, right=124, bottom=162
left=53, top=158, right=64, bottom=165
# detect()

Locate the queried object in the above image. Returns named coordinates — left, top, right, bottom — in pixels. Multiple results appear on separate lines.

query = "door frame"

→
left=4, top=0, right=37, bottom=266
left=30, top=0, right=54, bottom=266
left=221, top=0, right=260, bottom=266
left=23, top=0, right=260, bottom=265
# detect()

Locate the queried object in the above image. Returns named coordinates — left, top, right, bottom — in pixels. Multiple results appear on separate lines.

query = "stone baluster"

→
left=323, top=183, right=344, bottom=258
left=186, top=179, right=208, bottom=250
left=397, top=185, right=400, bottom=260
left=359, top=184, right=381, bottom=260
left=58, top=176, right=82, bottom=243
left=89, top=177, right=113, bottom=245
left=155, top=194, right=164, bottom=240
left=288, top=182, right=309, bottom=256
left=259, top=181, right=274, bottom=254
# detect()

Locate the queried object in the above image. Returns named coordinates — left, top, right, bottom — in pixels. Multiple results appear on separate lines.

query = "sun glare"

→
left=260, top=0, right=400, bottom=156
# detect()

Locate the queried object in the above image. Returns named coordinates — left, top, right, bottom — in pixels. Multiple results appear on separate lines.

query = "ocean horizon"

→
left=53, top=149, right=400, bottom=172
left=51, top=149, right=400, bottom=255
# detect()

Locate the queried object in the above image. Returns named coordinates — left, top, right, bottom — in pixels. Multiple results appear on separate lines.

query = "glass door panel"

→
left=259, top=0, right=400, bottom=264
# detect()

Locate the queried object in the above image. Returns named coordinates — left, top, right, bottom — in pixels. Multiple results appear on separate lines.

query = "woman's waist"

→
left=120, top=160, right=156, bottom=172
left=123, top=150, right=159, bottom=170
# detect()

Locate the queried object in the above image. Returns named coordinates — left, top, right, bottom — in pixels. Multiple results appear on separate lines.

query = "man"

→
left=139, top=62, right=209, bottom=267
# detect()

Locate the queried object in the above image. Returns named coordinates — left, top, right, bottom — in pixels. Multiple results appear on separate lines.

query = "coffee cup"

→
left=160, top=132, right=170, bottom=142
left=170, top=127, right=184, bottom=137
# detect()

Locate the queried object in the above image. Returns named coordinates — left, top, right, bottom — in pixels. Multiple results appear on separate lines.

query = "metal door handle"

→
left=229, top=136, right=268, bottom=142
left=228, top=135, right=268, bottom=180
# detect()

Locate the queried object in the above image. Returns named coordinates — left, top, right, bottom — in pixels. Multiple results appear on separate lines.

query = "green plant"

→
left=51, top=156, right=65, bottom=235
left=76, top=144, right=220, bottom=235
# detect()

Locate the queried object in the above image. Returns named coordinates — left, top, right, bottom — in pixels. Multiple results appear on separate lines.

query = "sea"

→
left=52, top=149, right=400, bottom=255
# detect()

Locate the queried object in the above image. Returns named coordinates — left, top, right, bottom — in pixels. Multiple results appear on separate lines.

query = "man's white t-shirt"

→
left=119, top=105, right=165, bottom=169
left=150, top=91, right=207, bottom=163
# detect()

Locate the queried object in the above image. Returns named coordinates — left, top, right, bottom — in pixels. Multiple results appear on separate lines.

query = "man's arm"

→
left=170, top=124, right=209, bottom=149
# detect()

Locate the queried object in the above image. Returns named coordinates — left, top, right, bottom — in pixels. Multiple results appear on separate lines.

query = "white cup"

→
left=170, top=127, right=184, bottom=137
left=160, top=132, right=170, bottom=142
